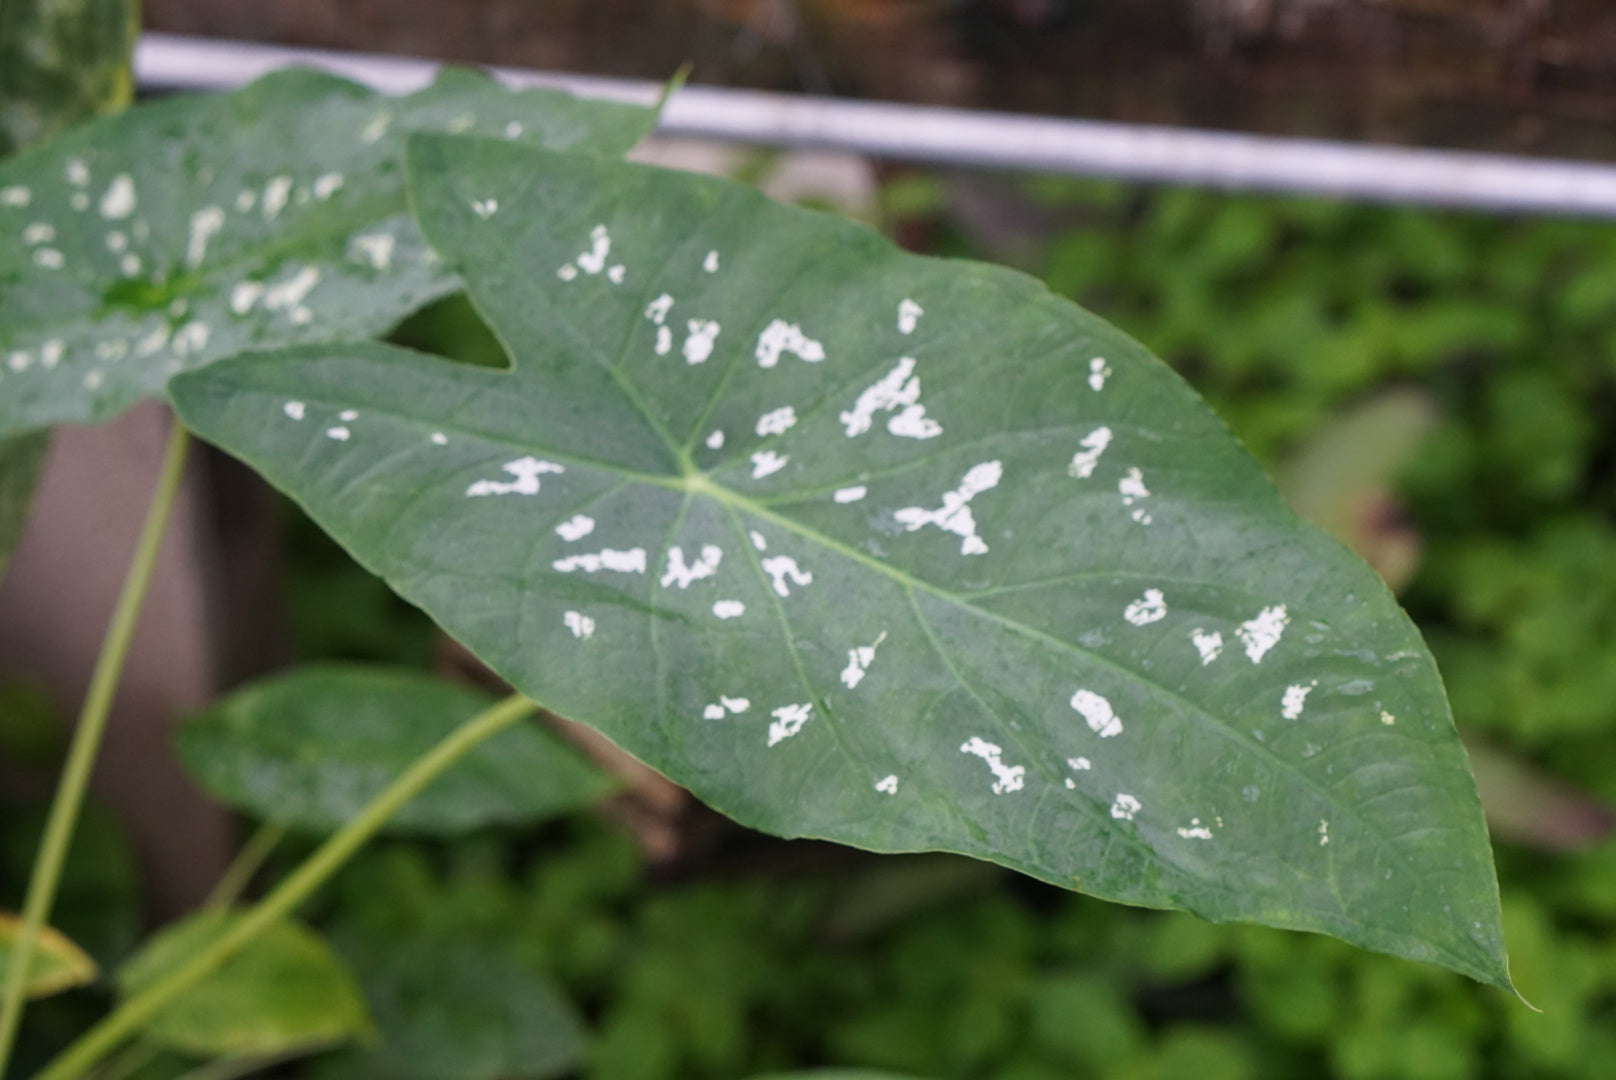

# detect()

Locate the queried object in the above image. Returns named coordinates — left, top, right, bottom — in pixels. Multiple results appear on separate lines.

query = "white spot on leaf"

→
left=755, top=406, right=797, bottom=437
left=264, top=266, right=321, bottom=314
left=1380, top=709, right=1396, bottom=726
left=326, top=426, right=350, bottom=441
left=99, top=173, right=135, bottom=219
left=767, top=703, right=814, bottom=747
left=431, top=433, right=448, bottom=446
left=1123, top=589, right=1167, bottom=626
left=755, top=319, right=825, bottom=368
left=661, top=544, right=724, bottom=589
left=556, top=515, right=596, bottom=542
left=186, top=207, right=225, bottom=267
left=760, top=555, right=812, bottom=597
left=875, top=774, right=898, bottom=794
left=840, top=357, right=940, bottom=440
left=66, top=159, right=88, bottom=186
left=575, top=224, right=611, bottom=275
left=1067, top=756, right=1092, bottom=771
left=1068, top=426, right=1112, bottom=479
left=1119, top=467, right=1152, bottom=525
left=552, top=548, right=648, bottom=574
left=1319, top=819, right=1330, bottom=845
left=0, top=186, right=30, bottom=207
left=1281, top=682, right=1316, bottom=720
left=713, top=600, right=745, bottom=619
left=960, top=737, right=1025, bottom=795
left=703, top=250, right=720, bottom=272
left=1177, top=819, right=1214, bottom=840
left=466, top=456, right=564, bottom=497
left=229, top=281, right=263, bottom=313
left=751, top=451, right=788, bottom=479
left=833, top=486, right=867, bottom=503
left=840, top=631, right=887, bottom=689
left=564, top=611, right=595, bottom=639
left=644, top=293, right=673, bottom=325
left=683, top=319, right=720, bottom=364
left=361, top=111, right=392, bottom=143
left=897, top=298, right=923, bottom=334
left=313, top=172, right=344, bottom=200
left=33, top=248, right=63, bottom=269
left=22, top=223, right=53, bottom=245
left=705, top=429, right=724, bottom=449
left=352, top=232, right=395, bottom=270
left=1237, top=605, right=1290, bottom=663
left=1110, top=793, right=1142, bottom=821
left=655, top=326, right=673, bottom=355
left=283, top=401, right=306, bottom=421
left=894, top=461, right=1001, bottom=556
left=1088, top=357, right=1112, bottom=391
left=1191, top=629, right=1223, bottom=665
left=262, top=176, right=294, bottom=220
left=750, top=531, right=767, bottom=551
left=1070, top=689, right=1123, bottom=738
left=607, top=264, right=625, bottom=284
left=172, top=322, right=210, bottom=357
left=472, top=198, right=499, bottom=220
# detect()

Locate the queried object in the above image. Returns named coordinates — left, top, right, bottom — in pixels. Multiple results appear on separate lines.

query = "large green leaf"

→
left=119, top=910, right=370, bottom=1059
left=0, top=432, right=47, bottom=582
left=178, top=664, right=615, bottom=835
left=170, top=135, right=1511, bottom=988
left=0, top=67, right=652, bottom=439
left=0, top=0, right=137, bottom=158
left=318, top=928, right=586, bottom=1080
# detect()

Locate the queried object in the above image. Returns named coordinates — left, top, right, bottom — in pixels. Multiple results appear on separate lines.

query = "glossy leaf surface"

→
left=178, top=664, right=614, bottom=835
left=0, top=67, right=651, bottom=438
left=0, top=913, right=97, bottom=999
left=172, top=135, right=1509, bottom=987
left=119, top=910, right=370, bottom=1059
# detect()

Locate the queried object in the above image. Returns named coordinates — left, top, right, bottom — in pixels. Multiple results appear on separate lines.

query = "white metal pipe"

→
left=135, top=31, right=1616, bottom=219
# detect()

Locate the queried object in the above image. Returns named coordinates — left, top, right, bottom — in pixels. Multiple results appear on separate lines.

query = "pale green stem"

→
left=0, top=423, right=191, bottom=1077
left=202, top=824, right=287, bottom=911
left=31, top=693, right=538, bottom=1080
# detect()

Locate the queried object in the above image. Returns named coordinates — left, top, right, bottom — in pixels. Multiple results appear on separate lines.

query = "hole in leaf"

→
left=387, top=292, right=513, bottom=371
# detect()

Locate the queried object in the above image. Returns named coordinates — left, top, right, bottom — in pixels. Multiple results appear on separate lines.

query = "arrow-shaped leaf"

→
left=171, top=135, right=1510, bottom=988
left=0, top=67, right=651, bottom=438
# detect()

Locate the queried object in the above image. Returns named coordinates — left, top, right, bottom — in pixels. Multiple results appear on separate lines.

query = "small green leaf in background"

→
left=0, top=433, right=47, bottom=583
left=172, top=135, right=1510, bottom=988
left=0, top=914, right=97, bottom=999
left=0, top=67, right=652, bottom=439
left=1276, top=388, right=1437, bottom=594
left=317, top=928, right=586, bottom=1080
left=117, top=909, right=370, bottom=1060
left=0, top=0, right=136, bottom=157
left=178, top=664, right=615, bottom=835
